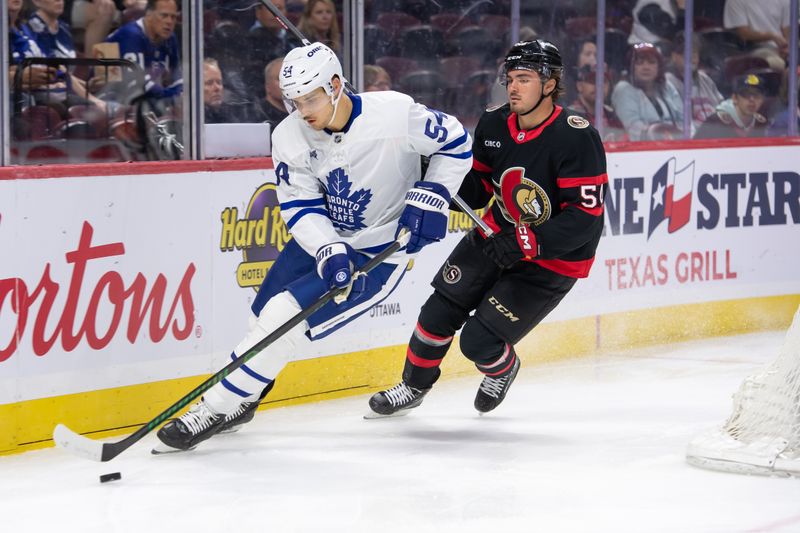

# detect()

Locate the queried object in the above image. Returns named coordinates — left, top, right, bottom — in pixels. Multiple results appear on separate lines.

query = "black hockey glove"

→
left=481, top=224, right=539, bottom=269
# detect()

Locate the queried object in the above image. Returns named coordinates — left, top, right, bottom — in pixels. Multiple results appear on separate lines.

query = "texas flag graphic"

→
left=647, top=157, right=695, bottom=238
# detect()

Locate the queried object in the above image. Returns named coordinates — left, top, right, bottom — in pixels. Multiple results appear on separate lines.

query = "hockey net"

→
left=686, top=305, right=800, bottom=477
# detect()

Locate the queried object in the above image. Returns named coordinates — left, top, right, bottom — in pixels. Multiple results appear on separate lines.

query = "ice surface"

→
left=1, top=331, right=799, bottom=533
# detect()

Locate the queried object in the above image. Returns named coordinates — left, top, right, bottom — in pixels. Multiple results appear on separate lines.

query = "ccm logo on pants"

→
left=489, top=296, right=519, bottom=322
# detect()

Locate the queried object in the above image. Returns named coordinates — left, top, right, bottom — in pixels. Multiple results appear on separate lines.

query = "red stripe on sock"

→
left=406, top=347, right=443, bottom=369
left=483, top=355, right=516, bottom=376
left=415, top=323, right=453, bottom=343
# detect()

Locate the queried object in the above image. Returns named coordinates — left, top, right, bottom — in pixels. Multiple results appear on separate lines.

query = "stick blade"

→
left=53, top=424, right=105, bottom=462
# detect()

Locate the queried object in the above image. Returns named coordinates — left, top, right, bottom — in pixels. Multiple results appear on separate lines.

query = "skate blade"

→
left=363, top=409, right=413, bottom=420
left=218, top=426, right=242, bottom=435
left=151, top=442, right=196, bottom=455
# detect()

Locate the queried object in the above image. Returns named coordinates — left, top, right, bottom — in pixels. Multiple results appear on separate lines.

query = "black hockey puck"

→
left=99, top=472, right=122, bottom=483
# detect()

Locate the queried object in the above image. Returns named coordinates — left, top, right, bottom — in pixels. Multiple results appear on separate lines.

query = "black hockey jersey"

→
left=458, top=104, right=607, bottom=278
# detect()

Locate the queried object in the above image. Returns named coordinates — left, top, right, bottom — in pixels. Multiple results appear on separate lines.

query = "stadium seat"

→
left=364, top=24, right=390, bottom=63
left=397, top=69, right=446, bottom=109
left=438, top=56, right=482, bottom=88
left=398, top=25, right=445, bottom=60
left=479, top=14, right=511, bottom=36
left=375, top=56, right=420, bottom=83
left=25, top=143, right=69, bottom=164
left=699, top=28, right=746, bottom=69
left=429, top=13, right=472, bottom=37
left=448, top=26, right=498, bottom=62
left=18, top=106, right=63, bottom=141
left=87, top=143, right=126, bottom=162
left=58, top=120, right=100, bottom=140
left=122, top=6, right=145, bottom=25
left=564, top=17, right=597, bottom=39
left=68, top=104, right=111, bottom=137
left=455, top=69, right=496, bottom=117
left=376, top=12, right=420, bottom=40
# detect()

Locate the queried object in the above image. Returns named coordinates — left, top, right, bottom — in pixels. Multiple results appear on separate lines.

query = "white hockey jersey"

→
left=271, top=91, right=473, bottom=258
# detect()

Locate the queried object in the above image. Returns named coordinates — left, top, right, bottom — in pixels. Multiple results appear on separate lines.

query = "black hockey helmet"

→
left=501, top=39, right=564, bottom=82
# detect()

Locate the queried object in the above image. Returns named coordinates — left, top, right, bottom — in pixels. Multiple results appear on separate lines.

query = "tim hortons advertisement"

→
left=0, top=144, right=798, bottom=401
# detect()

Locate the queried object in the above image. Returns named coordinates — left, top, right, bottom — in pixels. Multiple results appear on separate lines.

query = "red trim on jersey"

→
left=507, top=106, right=563, bottom=144
left=557, top=173, right=609, bottom=188
left=561, top=202, right=604, bottom=217
left=406, top=347, right=443, bottom=368
left=472, top=158, right=492, bottom=173
left=534, top=257, right=595, bottom=278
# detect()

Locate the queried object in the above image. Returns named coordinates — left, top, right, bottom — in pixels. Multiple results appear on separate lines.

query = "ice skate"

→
left=475, top=356, right=520, bottom=414
left=218, top=400, right=260, bottom=434
left=219, top=381, right=274, bottom=434
left=152, top=399, right=225, bottom=454
left=366, top=382, right=429, bottom=418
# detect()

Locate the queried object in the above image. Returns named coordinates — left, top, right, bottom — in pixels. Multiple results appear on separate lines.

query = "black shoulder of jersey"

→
left=480, top=102, right=510, bottom=123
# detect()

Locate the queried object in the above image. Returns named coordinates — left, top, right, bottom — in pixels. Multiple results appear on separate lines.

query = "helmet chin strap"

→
left=326, top=84, right=345, bottom=128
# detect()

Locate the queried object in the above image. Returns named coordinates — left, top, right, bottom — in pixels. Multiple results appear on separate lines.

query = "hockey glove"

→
left=398, top=181, right=451, bottom=254
left=316, top=242, right=358, bottom=294
left=482, top=224, right=539, bottom=269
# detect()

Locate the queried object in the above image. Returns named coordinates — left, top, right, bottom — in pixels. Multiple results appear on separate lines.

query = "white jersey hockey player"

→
left=155, top=42, right=472, bottom=452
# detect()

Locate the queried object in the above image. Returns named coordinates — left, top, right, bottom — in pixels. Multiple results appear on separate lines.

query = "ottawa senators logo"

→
left=497, top=167, right=551, bottom=226
left=567, top=115, right=590, bottom=129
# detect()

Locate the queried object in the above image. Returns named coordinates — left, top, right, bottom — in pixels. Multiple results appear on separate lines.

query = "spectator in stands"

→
left=695, top=74, right=769, bottom=139
left=20, top=0, right=110, bottom=112
left=204, top=58, right=258, bottom=124
left=24, top=0, right=78, bottom=59
left=611, top=42, right=685, bottom=140
left=576, top=38, right=598, bottom=69
left=8, top=0, right=56, bottom=92
left=568, top=65, right=627, bottom=141
left=104, top=0, right=181, bottom=98
left=629, top=0, right=685, bottom=45
left=253, top=57, right=288, bottom=131
left=766, top=73, right=800, bottom=136
left=723, top=0, right=791, bottom=70
left=665, top=32, right=723, bottom=127
left=364, top=65, right=392, bottom=92
left=248, top=0, right=293, bottom=64
left=69, top=1, right=147, bottom=56
left=298, top=0, right=340, bottom=55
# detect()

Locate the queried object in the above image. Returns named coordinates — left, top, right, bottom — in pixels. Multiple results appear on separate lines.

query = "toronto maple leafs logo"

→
left=324, top=168, right=372, bottom=231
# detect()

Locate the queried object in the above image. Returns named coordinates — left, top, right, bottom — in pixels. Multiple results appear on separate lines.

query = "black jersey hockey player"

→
left=369, top=39, right=608, bottom=417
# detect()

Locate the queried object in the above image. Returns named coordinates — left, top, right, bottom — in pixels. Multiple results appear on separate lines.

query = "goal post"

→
left=686, top=305, right=800, bottom=477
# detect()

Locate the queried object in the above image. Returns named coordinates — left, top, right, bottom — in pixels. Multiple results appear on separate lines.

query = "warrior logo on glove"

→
left=498, top=167, right=551, bottom=226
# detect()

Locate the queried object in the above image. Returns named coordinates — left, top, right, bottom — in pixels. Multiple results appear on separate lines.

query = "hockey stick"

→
left=258, top=0, right=493, bottom=237
left=53, top=231, right=410, bottom=462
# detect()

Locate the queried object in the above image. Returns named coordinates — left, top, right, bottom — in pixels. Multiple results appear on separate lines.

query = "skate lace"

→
left=384, top=383, right=418, bottom=407
left=180, top=402, right=219, bottom=435
left=224, top=401, right=252, bottom=422
left=479, top=375, right=508, bottom=399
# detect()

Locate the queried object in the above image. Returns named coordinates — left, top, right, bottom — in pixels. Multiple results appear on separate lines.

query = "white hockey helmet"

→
left=279, top=42, right=344, bottom=101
